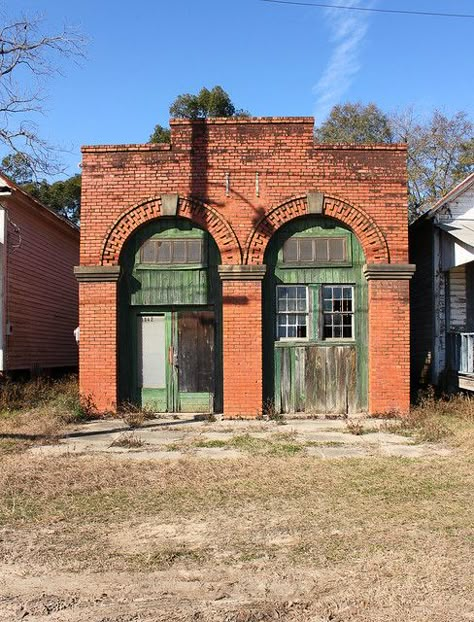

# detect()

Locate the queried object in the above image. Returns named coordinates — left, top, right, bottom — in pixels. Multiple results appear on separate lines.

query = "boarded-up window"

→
left=140, top=239, right=204, bottom=264
left=283, top=237, right=347, bottom=264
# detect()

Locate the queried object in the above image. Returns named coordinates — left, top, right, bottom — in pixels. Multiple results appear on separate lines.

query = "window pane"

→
left=172, top=240, right=187, bottom=263
left=283, top=239, right=298, bottom=262
left=314, top=238, right=329, bottom=261
left=156, top=240, right=172, bottom=263
left=141, top=240, right=156, bottom=263
left=299, top=238, right=313, bottom=261
left=187, top=240, right=202, bottom=263
left=329, top=238, right=346, bottom=261
left=297, top=298, right=307, bottom=311
left=297, top=324, right=307, bottom=338
left=288, top=326, right=296, bottom=338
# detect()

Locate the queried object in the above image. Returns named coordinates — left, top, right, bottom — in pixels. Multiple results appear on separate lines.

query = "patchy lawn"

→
left=0, top=384, right=473, bottom=621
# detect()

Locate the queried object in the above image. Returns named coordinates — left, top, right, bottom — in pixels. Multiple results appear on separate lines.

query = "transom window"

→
left=140, top=238, right=203, bottom=264
left=322, top=285, right=354, bottom=339
left=276, top=286, right=308, bottom=339
left=283, top=236, right=347, bottom=264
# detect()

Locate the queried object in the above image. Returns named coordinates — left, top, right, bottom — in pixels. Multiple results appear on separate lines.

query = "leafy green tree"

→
left=150, top=86, right=249, bottom=143
left=22, top=175, right=81, bottom=225
left=149, top=124, right=171, bottom=144
left=170, top=85, right=249, bottom=120
left=315, top=102, right=393, bottom=144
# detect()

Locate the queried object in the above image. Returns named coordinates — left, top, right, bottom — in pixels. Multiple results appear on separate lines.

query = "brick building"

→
left=76, top=117, right=414, bottom=417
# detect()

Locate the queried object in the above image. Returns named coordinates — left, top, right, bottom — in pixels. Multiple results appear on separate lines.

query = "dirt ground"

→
left=1, top=415, right=473, bottom=622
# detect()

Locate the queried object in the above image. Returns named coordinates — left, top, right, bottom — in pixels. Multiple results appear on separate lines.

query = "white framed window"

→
left=276, top=285, right=308, bottom=339
left=322, top=285, right=354, bottom=339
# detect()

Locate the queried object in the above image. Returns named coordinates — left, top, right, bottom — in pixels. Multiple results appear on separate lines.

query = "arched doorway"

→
left=263, top=215, right=368, bottom=414
left=118, top=217, right=222, bottom=413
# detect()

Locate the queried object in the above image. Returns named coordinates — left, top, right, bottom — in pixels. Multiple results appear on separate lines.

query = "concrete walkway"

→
left=28, top=415, right=452, bottom=459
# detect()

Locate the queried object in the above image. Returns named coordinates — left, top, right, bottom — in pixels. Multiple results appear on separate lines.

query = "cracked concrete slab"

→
left=26, top=416, right=452, bottom=460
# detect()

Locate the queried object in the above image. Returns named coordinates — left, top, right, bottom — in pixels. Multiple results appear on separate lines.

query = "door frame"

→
left=132, top=305, right=218, bottom=413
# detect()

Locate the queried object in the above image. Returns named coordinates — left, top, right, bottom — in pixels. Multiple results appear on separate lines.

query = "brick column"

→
left=74, top=266, right=120, bottom=413
left=364, top=264, right=415, bottom=415
left=218, top=265, right=266, bottom=418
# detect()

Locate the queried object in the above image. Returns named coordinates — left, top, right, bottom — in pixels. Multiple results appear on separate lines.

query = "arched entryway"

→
left=263, top=215, right=368, bottom=415
left=118, top=217, right=222, bottom=413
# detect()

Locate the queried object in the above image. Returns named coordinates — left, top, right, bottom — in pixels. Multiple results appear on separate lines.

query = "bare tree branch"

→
left=0, top=11, right=86, bottom=177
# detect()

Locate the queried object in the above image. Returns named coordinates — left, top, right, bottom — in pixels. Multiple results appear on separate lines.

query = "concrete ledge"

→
left=218, top=265, right=267, bottom=281
left=74, top=265, right=121, bottom=282
left=363, top=264, right=416, bottom=280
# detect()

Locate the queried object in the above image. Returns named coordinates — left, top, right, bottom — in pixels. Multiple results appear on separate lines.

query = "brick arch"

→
left=245, top=194, right=390, bottom=264
left=101, top=196, right=242, bottom=265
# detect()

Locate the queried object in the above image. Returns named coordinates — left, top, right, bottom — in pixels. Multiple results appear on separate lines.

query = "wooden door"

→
left=176, top=311, right=215, bottom=413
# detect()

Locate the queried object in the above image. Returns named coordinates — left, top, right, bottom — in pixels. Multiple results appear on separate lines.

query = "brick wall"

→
left=78, top=117, right=411, bottom=415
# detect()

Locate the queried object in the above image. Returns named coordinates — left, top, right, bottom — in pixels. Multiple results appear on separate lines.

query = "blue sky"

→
left=6, top=0, right=474, bottom=178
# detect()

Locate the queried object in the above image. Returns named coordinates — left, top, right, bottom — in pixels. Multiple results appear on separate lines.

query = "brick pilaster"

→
left=219, top=266, right=266, bottom=417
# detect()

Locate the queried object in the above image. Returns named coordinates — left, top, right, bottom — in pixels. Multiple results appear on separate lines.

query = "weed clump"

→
left=118, top=402, right=156, bottom=429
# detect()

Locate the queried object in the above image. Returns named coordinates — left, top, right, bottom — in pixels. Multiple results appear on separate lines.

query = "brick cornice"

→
left=74, top=265, right=121, bottom=282
left=363, top=264, right=416, bottom=280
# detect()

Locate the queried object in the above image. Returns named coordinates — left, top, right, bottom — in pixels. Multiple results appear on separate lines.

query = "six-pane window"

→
left=140, top=239, right=203, bottom=264
left=276, top=286, right=308, bottom=339
left=322, top=285, right=354, bottom=339
left=283, top=237, right=347, bottom=264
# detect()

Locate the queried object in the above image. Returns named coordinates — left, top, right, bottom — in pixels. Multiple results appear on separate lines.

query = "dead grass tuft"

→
left=0, top=376, right=95, bottom=454
left=109, top=432, right=145, bottom=449
left=383, top=388, right=474, bottom=443
left=118, top=401, right=156, bottom=428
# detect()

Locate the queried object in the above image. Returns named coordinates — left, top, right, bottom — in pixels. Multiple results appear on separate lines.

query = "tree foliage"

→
left=315, top=102, right=393, bottom=144
left=0, top=153, right=81, bottom=225
left=0, top=12, right=85, bottom=177
left=390, top=108, right=474, bottom=215
left=316, top=102, right=474, bottom=218
left=169, top=86, right=249, bottom=120
left=149, top=124, right=171, bottom=144
left=21, top=175, right=82, bottom=225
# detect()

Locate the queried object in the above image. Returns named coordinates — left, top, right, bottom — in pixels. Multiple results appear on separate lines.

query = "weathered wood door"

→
left=175, top=311, right=215, bottom=412
left=263, top=216, right=368, bottom=415
left=138, top=311, right=215, bottom=413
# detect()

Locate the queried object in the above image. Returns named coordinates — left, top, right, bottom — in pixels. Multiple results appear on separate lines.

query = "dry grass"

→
left=0, top=390, right=473, bottom=620
left=0, top=376, right=95, bottom=454
left=383, top=388, right=474, bottom=444
left=118, top=401, right=157, bottom=428
left=0, top=444, right=473, bottom=619
left=109, top=432, right=145, bottom=449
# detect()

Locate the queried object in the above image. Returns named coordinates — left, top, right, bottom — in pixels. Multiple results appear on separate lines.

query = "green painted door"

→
left=138, top=310, right=215, bottom=413
left=263, top=216, right=368, bottom=415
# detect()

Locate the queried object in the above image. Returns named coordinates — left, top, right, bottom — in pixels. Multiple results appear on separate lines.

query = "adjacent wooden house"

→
left=410, top=173, right=474, bottom=392
left=0, top=174, right=79, bottom=375
left=77, top=117, right=413, bottom=417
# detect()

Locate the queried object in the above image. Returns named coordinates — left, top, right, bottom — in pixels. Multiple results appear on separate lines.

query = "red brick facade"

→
left=78, top=117, right=413, bottom=415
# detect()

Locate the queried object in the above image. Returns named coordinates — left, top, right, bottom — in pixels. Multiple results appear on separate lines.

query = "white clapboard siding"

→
left=447, top=187, right=474, bottom=221
left=449, top=265, right=467, bottom=329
